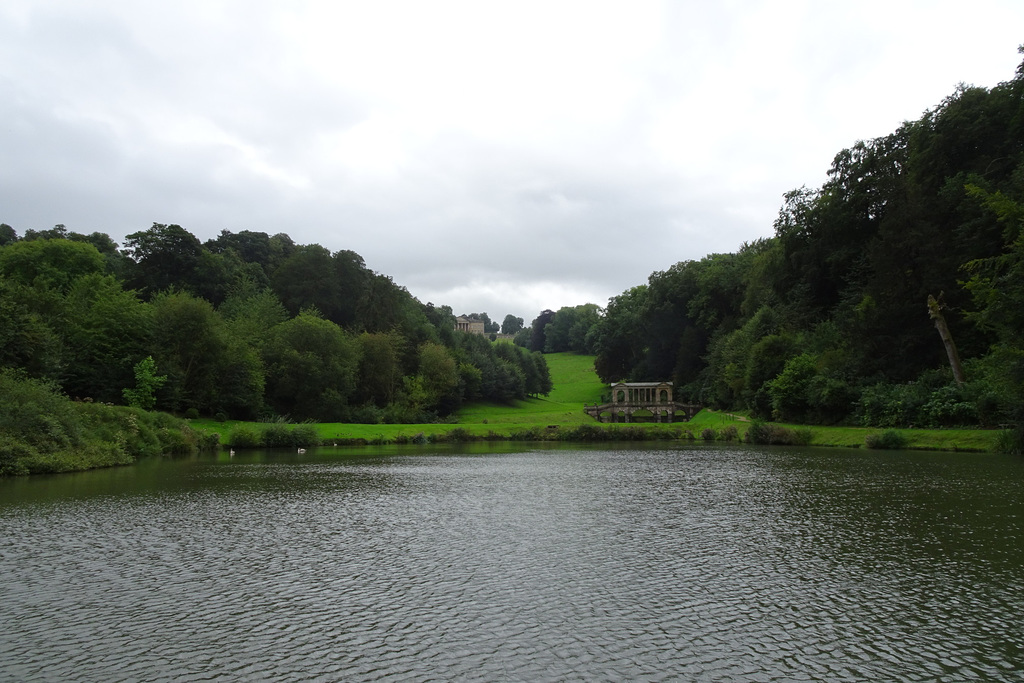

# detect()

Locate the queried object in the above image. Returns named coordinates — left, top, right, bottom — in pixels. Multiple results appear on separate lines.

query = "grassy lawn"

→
left=457, top=352, right=606, bottom=426
left=190, top=351, right=1008, bottom=452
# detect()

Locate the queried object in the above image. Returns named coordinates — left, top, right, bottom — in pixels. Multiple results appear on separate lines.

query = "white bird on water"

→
left=297, top=448, right=306, bottom=454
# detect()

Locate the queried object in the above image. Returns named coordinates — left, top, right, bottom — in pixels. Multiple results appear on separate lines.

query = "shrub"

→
left=858, top=382, right=929, bottom=428
left=228, top=424, right=262, bottom=448
left=721, top=425, right=739, bottom=441
left=199, top=432, right=221, bottom=449
left=700, top=428, right=717, bottom=441
left=607, top=426, right=649, bottom=441
left=446, top=427, right=474, bottom=443
left=560, top=424, right=610, bottom=441
left=158, top=426, right=192, bottom=454
left=349, top=404, right=384, bottom=424
left=184, top=407, right=200, bottom=420
left=921, top=385, right=976, bottom=427
left=865, top=430, right=908, bottom=450
left=745, top=421, right=809, bottom=446
left=996, top=427, right=1022, bottom=455
left=793, top=428, right=815, bottom=446
left=214, top=412, right=228, bottom=423
left=0, top=435, right=35, bottom=476
left=291, top=425, right=321, bottom=448
left=261, top=422, right=293, bottom=448
left=510, top=427, right=545, bottom=441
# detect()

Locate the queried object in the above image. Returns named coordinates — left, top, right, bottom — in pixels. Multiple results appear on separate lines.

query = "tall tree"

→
left=501, top=314, right=524, bottom=335
left=262, top=311, right=361, bottom=421
left=148, top=291, right=230, bottom=413
left=528, top=309, right=555, bottom=352
left=62, top=273, right=152, bottom=402
left=122, top=223, right=204, bottom=297
left=0, top=239, right=106, bottom=293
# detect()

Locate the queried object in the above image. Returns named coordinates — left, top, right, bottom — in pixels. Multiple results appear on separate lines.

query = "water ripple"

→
left=1, top=446, right=1023, bottom=681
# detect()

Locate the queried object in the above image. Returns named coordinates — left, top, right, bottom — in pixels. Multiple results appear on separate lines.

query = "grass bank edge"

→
left=191, top=410, right=1007, bottom=453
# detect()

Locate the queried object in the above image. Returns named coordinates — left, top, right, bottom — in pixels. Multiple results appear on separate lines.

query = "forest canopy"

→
left=0, top=224, right=550, bottom=423
left=576, top=49, right=1024, bottom=440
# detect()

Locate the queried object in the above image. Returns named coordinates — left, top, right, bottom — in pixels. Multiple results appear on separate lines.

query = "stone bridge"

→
left=583, top=381, right=701, bottom=423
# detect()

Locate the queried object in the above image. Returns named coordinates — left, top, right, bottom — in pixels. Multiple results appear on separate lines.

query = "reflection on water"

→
left=1, top=444, right=1022, bottom=682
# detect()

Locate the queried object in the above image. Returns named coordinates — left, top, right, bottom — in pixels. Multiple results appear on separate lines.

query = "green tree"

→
left=262, top=311, right=361, bottom=420
left=528, top=309, right=555, bottom=352
left=0, top=238, right=106, bottom=293
left=593, top=287, right=648, bottom=382
left=149, top=290, right=230, bottom=413
left=272, top=246, right=369, bottom=327
left=122, top=223, right=204, bottom=297
left=0, top=279, right=62, bottom=380
left=416, top=341, right=460, bottom=411
left=122, top=356, right=166, bottom=410
left=62, top=274, right=152, bottom=402
left=0, top=224, right=16, bottom=246
left=358, top=331, right=405, bottom=406
left=501, top=314, right=524, bottom=335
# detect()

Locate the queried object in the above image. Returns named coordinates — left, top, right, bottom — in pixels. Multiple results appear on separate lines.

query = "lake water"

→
left=1, top=443, right=1022, bottom=682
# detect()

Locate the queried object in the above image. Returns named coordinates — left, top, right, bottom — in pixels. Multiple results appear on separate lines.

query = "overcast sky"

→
left=2, top=1, right=1022, bottom=323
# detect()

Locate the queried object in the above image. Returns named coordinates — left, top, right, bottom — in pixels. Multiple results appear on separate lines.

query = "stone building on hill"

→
left=454, top=316, right=486, bottom=335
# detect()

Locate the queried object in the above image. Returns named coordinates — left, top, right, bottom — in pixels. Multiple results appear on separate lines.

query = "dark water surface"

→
left=1, top=444, right=1022, bottom=682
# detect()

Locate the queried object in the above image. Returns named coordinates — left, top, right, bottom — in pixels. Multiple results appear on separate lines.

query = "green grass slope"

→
left=456, top=352, right=606, bottom=426
left=192, top=352, right=1007, bottom=452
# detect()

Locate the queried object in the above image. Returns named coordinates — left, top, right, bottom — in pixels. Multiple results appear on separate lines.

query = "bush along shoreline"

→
left=3, top=361, right=1010, bottom=478
left=213, top=413, right=1007, bottom=453
left=0, top=369, right=218, bottom=476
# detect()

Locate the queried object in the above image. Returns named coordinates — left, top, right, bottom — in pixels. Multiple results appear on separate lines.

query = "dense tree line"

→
left=584, top=49, right=1024, bottom=445
left=0, top=224, right=550, bottom=423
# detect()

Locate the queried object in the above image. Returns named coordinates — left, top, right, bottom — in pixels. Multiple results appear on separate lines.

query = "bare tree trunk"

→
left=927, top=294, right=966, bottom=384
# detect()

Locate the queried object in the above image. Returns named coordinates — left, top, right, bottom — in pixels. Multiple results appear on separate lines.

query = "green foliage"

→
left=7, top=56, right=1024, bottom=442
left=585, top=56, right=1024, bottom=431
left=291, top=424, right=321, bottom=448
left=261, top=422, right=294, bottom=448
left=228, top=424, right=262, bottom=448
left=543, top=304, right=602, bottom=354
left=262, top=312, right=361, bottom=421
left=501, top=314, right=524, bottom=335
left=0, top=238, right=107, bottom=292
left=0, top=278, right=63, bottom=379
left=865, top=430, right=909, bottom=450
left=416, top=341, right=460, bottom=410
left=149, top=291, right=231, bottom=413
left=63, top=274, right=152, bottom=402
left=859, top=377, right=979, bottom=428
left=358, top=331, right=405, bottom=406
left=123, top=223, right=204, bottom=297
left=921, top=385, right=976, bottom=427
left=0, top=369, right=210, bottom=475
left=745, top=421, right=813, bottom=446
left=858, top=382, right=926, bottom=428
left=122, top=356, right=167, bottom=411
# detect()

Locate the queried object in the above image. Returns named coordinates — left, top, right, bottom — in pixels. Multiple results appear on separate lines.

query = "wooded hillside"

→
left=0, top=223, right=550, bottom=423
left=582, top=49, right=1024, bottom=443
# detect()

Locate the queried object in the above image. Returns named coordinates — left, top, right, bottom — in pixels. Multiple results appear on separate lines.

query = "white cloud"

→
left=1, top=0, right=1022, bottom=322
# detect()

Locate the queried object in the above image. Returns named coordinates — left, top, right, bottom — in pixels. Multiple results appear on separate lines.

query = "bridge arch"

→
left=585, top=381, right=701, bottom=424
